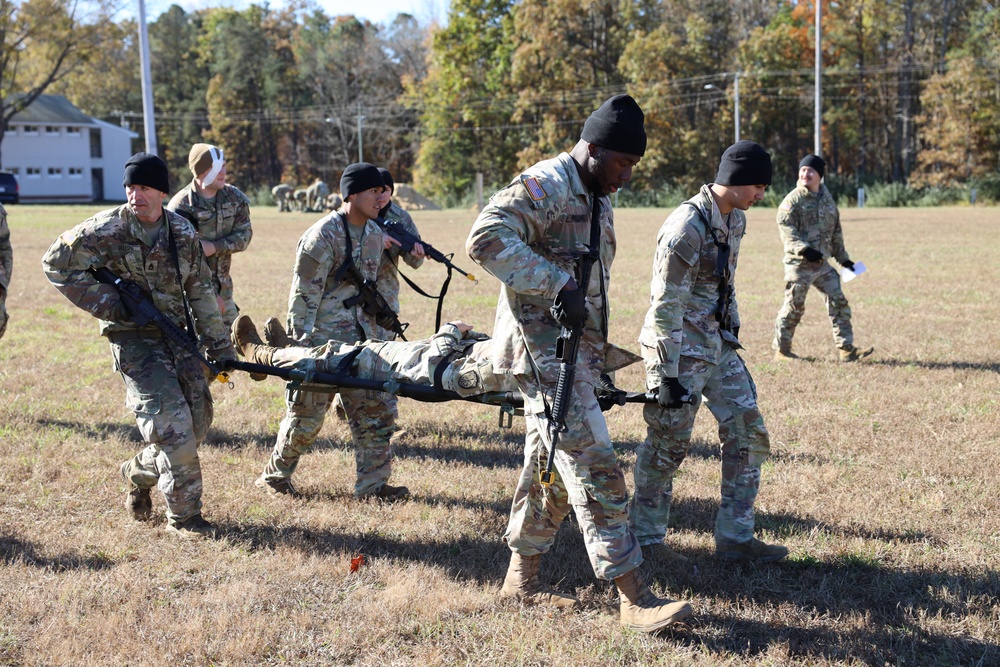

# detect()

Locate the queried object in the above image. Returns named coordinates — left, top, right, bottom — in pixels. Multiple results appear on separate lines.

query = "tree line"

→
left=4, top=0, right=999, bottom=204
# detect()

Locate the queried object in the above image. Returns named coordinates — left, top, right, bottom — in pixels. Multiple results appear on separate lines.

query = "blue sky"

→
left=139, top=0, right=449, bottom=26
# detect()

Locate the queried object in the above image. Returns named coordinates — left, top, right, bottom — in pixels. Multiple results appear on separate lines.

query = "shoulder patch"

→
left=59, top=229, right=80, bottom=246
left=779, top=201, right=792, bottom=212
left=521, top=176, right=546, bottom=201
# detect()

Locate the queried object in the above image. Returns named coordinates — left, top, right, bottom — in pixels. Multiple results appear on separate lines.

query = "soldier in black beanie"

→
left=630, top=140, right=789, bottom=567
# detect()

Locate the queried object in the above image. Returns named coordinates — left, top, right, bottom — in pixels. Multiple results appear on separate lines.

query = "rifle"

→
left=375, top=217, right=477, bottom=284
left=340, top=261, right=409, bottom=341
left=89, top=266, right=231, bottom=384
left=540, top=196, right=602, bottom=487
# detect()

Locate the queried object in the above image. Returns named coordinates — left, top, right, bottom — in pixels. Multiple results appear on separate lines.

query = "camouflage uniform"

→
left=631, top=185, right=771, bottom=548
left=265, top=323, right=514, bottom=397
left=306, top=180, right=330, bottom=212
left=378, top=201, right=424, bottom=314
left=467, top=152, right=641, bottom=581
left=0, top=204, right=10, bottom=340
left=293, top=189, right=308, bottom=212
left=41, top=204, right=232, bottom=522
left=773, top=184, right=854, bottom=351
left=271, top=184, right=293, bottom=212
left=262, top=211, right=401, bottom=496
left=167, top=183, right=253, bottom=329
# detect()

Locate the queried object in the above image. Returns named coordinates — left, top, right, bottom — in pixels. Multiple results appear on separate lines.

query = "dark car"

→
left=0, top=171, right=18, bottom=204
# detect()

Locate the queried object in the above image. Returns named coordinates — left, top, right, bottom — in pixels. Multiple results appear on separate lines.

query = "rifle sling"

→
left=166, top=216, right=199, bottom=342
left=682, top=201, right=733, bottom=329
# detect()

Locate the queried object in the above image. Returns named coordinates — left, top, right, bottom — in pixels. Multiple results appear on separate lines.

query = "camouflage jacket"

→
left=467, top=152, right=614, bottom=390
left=777, top=184, right=849, bottom=269
left=286, top=211, right=390, bottom=346
left=41, top=204, right=230, bottom=352
left=638, top=185, right=745, bottom=381
left=0, top=203, right=10, bottom=295
left=378, top=201, right=424, bottom=313
left=166, top=182, right=253, bottom=292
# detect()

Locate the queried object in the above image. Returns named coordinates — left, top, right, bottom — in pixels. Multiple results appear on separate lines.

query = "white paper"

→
left=841, top=261, right=867, bottom=282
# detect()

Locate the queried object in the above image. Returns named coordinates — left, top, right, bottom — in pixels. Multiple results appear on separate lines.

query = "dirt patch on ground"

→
left=393, top=184, right=441, bottom=210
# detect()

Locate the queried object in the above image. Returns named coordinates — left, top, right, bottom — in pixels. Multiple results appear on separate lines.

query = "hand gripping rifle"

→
left=89, top=266, right=231, bottom=384
left=376, top=217, right=478, bottom=284
left=540, top=196, right=602, bottom=487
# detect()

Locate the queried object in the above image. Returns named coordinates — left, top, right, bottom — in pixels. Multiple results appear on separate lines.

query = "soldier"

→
left=293, top=188, right=309, bottom=212
left=41, top=153, right=236, bottom=539
left=306, top=179, right=330, bottom=212
left=271, top=183, right=293, bottom=212
left=375, top=168, right=425, bottom=317
left=0, top=203, right=10, bottom=341
left=773, top=154, right=873, bottom=362
left=467, top=94, right=692, bottom=633
left=630, top=141, right=788, bottom=565
left=167, top=143, right=253, bottom=330
left=325, top=193, right=343, bottom=211
left=255, top=163, right=423, bottom=500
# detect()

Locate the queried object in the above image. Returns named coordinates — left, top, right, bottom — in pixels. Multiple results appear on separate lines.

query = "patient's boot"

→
left=232, top=315, right=278, bottom=368
left=263, top=317, right=296, bottom=348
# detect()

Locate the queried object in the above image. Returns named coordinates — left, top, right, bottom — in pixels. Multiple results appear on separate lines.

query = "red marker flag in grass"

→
left=350, top=554, right=366, bottom=573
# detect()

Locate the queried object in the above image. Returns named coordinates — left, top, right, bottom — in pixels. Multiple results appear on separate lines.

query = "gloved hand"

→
left=841, top=260, right=855, bottom=271
left=732, top=326, right=740, bottom=340
left=802, top=247, right=824, bottom=262
left=596, top=373, right=627, bottom=412
left=657, top=376, right=692, bottom=410
left=209, top=344, right=239, bottom=368
left=551, top=286, right=586, bottom=328
left=111, top=299, right=133, bottom=324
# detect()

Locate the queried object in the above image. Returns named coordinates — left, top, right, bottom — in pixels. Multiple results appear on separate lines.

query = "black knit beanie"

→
left=581, top=94, right=647, bottom=157
left=799, top=154, right=826, bottom=178
left=340, top=162, right=384, bottom=198
left=715, top=141, right=772, bottom=186
left=122, top=152, right=170, bottom=194
left=377, top=168, right=394, bottom=194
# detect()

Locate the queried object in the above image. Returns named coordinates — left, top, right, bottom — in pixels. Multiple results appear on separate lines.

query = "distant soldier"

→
left=254, top=163, right=424, bottom=500
left=325, top=193, right=342, bottom=211
left=167, top=144, right=253, bottom=330
left=0, top=203, right=10, bottom=340
left=306, top=179, right=330, bottom=212
left=631, top=141, right=787, bottom=564
left=271, top=183, right=293, bottom=212
left=293, top=188, right=308, bottom=212
left=467, top=94, right=692, bottom=633
left=773, top=154, right=873, bottom=362
left=41, top=153, right=236, bottom=539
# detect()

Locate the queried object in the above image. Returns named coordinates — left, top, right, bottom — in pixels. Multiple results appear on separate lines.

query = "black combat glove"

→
left=802, top=247, right=824, bottom=262
left=551, top=287, right=586, bottom=327
left=841, top=260, right=855, bottom=271
left=657, top=376, right=693, bottom=410
left=732, top=326, right=740, bottom=339
left=596, top=373, right=627, bottom=412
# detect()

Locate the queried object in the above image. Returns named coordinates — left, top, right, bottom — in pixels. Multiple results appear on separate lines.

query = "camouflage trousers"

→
left=773, top=261, right=852, bottom=351
left=113, top=337, right=213, bottom=522
left=630, top=347, right=770, bottom=547
left=263, top=386, right=397, bottom=497
left=504, top=375, right=642, bottom=581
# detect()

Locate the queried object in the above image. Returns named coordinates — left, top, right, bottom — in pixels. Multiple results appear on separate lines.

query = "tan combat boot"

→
left=263, top=317, right=295, bottom=348
left=614, top=568, right=692, bottom=632
left=716, top=537, right=789, bottom=563
left=500, top=553, right=579, bottom=608
left=641, top=542, right=689, bottom=565
left=232, top=315, right=277, bottom=374
left=773, top=347, right=799, bottom=361
left=166, top=514, right=217, bottom=540
left=838, top=344, right=874, bottom=362
left=255, top=474, right=302, bottom=498
left=120, top=460, right=152, bottom=521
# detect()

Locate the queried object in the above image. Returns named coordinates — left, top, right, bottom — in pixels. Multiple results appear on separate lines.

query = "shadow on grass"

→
left=870, top=358, right=1000, bottom=373
left=0, top=533, right=115, bottom=572
left=34, top=417, right=140, bottom=444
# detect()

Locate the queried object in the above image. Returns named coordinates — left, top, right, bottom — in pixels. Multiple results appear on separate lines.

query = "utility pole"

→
left=733, top=72, right=740, bottom=143
left=814, top=0, right=822, bottom=155
left=356, top=102, right=365, bottom=163
left=137, top=0, right=157, bottom=155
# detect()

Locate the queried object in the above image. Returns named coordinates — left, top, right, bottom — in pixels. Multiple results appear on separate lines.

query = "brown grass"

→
left=1, top=203, right=997, bottom=666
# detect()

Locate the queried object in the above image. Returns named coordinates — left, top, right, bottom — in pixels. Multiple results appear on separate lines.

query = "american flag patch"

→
left=522, top=176, right=546, bottom=201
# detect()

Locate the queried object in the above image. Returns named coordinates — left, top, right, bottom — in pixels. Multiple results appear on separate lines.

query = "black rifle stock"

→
left=340, top=262, right=409, bottom=341
left=89, top=266, right=231, bottom=384
left=376, top=217, right=477, bottom=283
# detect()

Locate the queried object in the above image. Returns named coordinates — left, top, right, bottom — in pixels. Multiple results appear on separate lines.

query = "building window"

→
left=68, top=167, right=84, bottom=177
left=48, top=167, right=63, bottom=178
left=6, top=167, right=18, bottom=175
left=90, top=128, right=102, bottom=158
left=66, top=126, right=81, bottom=136
left=45, top=126, right=61, bottom=136
left=25, top=167, right=41, bottom=177
left=23, top=126, right=39, bottom=136
left=3, top=126, right=15, bottom=137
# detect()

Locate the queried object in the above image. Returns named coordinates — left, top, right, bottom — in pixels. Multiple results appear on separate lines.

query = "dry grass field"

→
left=1, top=202, right=998, bottom=666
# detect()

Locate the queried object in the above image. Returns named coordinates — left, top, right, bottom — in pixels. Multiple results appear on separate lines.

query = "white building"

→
left=2, top=95, right=139, bottom=202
